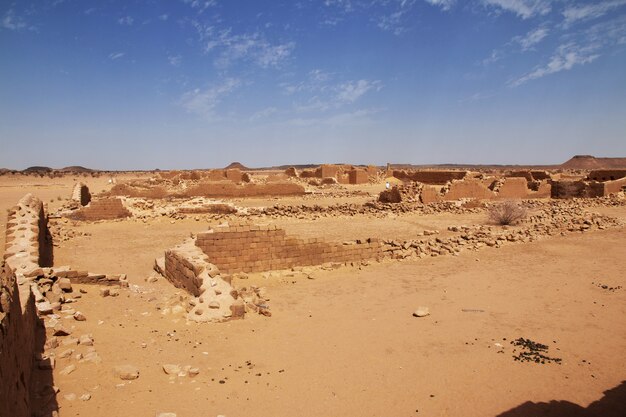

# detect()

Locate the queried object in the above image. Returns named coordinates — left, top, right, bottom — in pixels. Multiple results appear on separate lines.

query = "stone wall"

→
left=588, top=169, right=626, bottom=182
left=184, top=181, right=306, bottom=198
left=393, top=170, right=468, bottom=185
left=162, top=239, right=245, bottom=322
left=195, top=223, right=383, bottom=274
left=1, top=194, right=50, bottom=417
left=71, top=182, right=91, bottom=206
left=551, top=180, right=605, bottom=199
left=69, top=197, right=131, bottom=221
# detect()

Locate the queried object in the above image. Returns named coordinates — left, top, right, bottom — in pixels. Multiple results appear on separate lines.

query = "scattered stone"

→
left=156, top=413, right=177, bottom=417
left=162, top=364, right=181, bottom=375
left=79, top=334, right=94, bottom=346
left=413, top=307, right=430, bottom=317
left=58, top=278, right=72, bottom=292
left=208, top=301, right=220, bottom=309
left=64, top=393, right=76, bottom=401
left=59, top=364, right=77, bottom=376
left=73, top=311, right=86, bottom=321
left=99, top=288, right=110, bottom=297
left=114, top=364, right=140, bottom=380
left=53, top=324, right=72, bottom=336
left=80, top=393, right=91, bottom=401
left=109, top=288, right=120, bottom=297
left=188, top=367, right=200, bottom=377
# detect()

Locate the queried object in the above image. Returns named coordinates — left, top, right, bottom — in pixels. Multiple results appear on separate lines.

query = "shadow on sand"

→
left=496, top=381, right=626, bottom=417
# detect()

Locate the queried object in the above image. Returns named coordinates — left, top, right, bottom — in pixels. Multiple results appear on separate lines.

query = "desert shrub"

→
left=488, top=201, right=527, bottom=225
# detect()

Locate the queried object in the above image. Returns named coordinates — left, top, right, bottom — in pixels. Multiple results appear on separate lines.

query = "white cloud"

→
left=118, top=16, right=134, bottom=25
left=482, top=49, right=503, bottom=65
left=84, top=8, right=96, bottom=15
left=514, top=26, right=549, bottom=50
left=182, top=0, right=217, bottom=13
left=108, top=52, right=125, bottom=60
left=179, top=78, right=240, bottom=119
left=509, top=43, right=599, bottom=86
left=337, top=80, right=382, bottom=103
left=168, top=55, right=182, bottom=66
left=249, top=107, right=278, bottom=121
left=1, top=9, right=35, bottom=31
left=424, top=0, right=455, bottom=11
left=563, top=0, right=626, bottom=25
left=481, top=0, right=552, bottom=19
left=159, top=14, right=169, bottom=21
left=192, top=22, right=295, bottom=69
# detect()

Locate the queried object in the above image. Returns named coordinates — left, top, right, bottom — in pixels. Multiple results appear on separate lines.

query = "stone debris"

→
left=73, top=311, right=86, bottom=321
left=59, top=364, right=76, bottom=376
left=114, top=365, right=140, bottom=380
left=413, top=307, right=430, bottom=317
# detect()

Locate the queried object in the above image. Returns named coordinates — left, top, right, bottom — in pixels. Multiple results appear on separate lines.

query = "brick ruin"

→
left=551, top=171, right=626, bottom=199
left=157, top=222, right=382, bottom=322
left=1, top=194, right=129, bottom=417
left=69, top=197, right=131, bottom=221
left=195, top=223, right=382, bottom=273
left=379, top=176, right=551, bottom=204
left=71, top=182, right=91, bottom=206
left=297, top=164, right=379, bottom=184
left=1, top=194, right=50, bottom=417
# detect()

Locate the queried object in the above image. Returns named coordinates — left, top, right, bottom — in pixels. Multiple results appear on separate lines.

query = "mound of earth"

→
left=59, top=166, right=95, bottom=173
left=561, top=155, right=626, bottom=170
left=225, top=162, right=249, bottom=170
left=22, top=166, right=53, bottom=173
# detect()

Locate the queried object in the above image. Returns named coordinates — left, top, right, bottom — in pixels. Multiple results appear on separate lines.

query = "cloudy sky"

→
left=1, top=0, right=625, bottom=169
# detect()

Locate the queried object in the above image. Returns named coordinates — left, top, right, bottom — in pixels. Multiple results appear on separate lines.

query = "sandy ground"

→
left=2, top=175, right=625, bottom=417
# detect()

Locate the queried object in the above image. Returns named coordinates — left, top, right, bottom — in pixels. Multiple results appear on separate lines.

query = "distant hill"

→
left=22, top=166, right=53, bottom=173
left=59, top=166, right=95, bottom=173
left=224, top=162, right=249, bottom=170
left=560, top=155, right=626, bottom=170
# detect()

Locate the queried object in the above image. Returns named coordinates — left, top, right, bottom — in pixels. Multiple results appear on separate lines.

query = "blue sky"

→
left=1, top=0, right=625, bottom=169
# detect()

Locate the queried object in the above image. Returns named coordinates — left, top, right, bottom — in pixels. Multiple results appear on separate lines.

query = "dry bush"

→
left=488, top=200, right=527, bottom=225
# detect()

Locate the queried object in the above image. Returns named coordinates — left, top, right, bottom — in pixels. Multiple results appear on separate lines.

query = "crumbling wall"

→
left=551, top=180, right=605, bottom=199
left=588, top=169, right=626, bottom=182
left=603, top=177, right=626, bottom=195
left=163, top=239, right=244, bottom=322
left=69, top=197, right=131, bottom=221
left=195, top=223, right=382, bottom=274
left=1, top=194, right=50, bottom=417
left=319, top=164, right=341, bottom=179
left=348, top=169, right=369, bottom=184
left=0, top=264, right=39, bottom=417
left=184, top=181, right=306, bottom=198
left=393, top=170, right=468, bottom=184
left=444, top=179, right=495, bottom=200
left=71, top=182, right=91, bottom=206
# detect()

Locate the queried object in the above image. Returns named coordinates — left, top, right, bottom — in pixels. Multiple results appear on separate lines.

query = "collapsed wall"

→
left=110, top=181, right=306, bottom=198
left=392, top=170, right=468, bottom=185
left=1, top=194, right=50, bottom=417
left=71, top=182, right=91, bottom=206
left=384, top=177, right=551, bottom=204
left=163, top=239, right=245, bottom=323
left=69, top=197, right=132, bottom=221
left=195, top=223, right=383, bottom=274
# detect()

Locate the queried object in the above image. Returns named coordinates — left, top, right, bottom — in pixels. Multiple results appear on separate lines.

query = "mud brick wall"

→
left=319, top=164, right=341, bottom=178
left=70, top=197, right=131, bottom=221
left=195, top=224, right=383, bottom=274
left=164, top=248, right=213, bottom=297
left=71, top=182, right=91, bottom=206
left=349, top=169, right=369, bottom=184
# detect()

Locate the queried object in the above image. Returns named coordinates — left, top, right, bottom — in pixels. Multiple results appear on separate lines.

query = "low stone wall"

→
left=195, top=223, right=383, bottom=274
left=551, top=180, right=605, bottom=199
left=163, top=239, right=245, bottom=322
left=588, top=169, right=626, bottom=182
left=393, top=170, right=468, bottom=185
left=69, top=197, right=131, bottom=221
left=0, top=263, right=39, bottom=417
left=184, top=181, right=305, bottom=198
left=71, top=182, right=91, bottom=206
left=1, top=194, right=50, bottom=417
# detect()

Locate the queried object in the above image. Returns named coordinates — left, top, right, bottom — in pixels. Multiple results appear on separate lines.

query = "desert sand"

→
left=1, top=167, right=625, bottom=417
